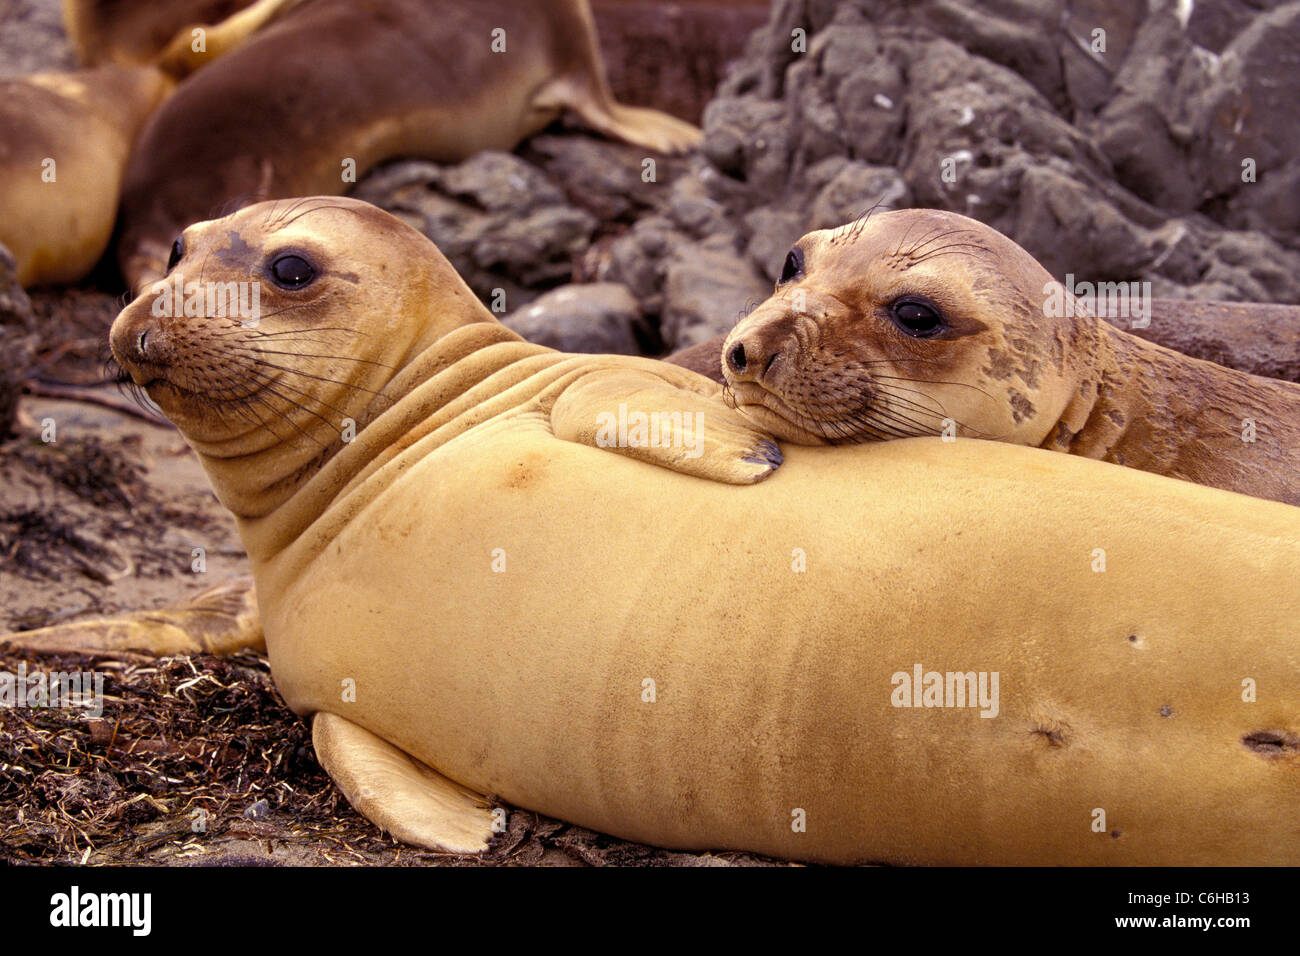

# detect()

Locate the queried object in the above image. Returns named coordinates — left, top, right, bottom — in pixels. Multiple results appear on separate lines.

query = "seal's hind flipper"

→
left=312, top=713, right=498, bottom=855
left=154, top=0, right=306, bottom=79
left=0, top=575, right=263, bottom=658
left=548, top=368, right=782, bottom=484
left=567, top=97, right=703, bottom=154
left=530, top=73, right=702, bottom=155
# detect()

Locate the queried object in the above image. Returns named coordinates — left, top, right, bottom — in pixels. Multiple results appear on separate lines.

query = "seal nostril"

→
left=729, top=343, right=747, bottom=374
left=137, top=329, right=149, bottom=357
left=763, top=351, right=780, bottom=376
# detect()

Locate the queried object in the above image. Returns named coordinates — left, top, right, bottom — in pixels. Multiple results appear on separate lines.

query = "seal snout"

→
left=109, top=300, right=170, bottom=386
left=726, top=341, right=749, bottom=374
left=724, top=320, right=793, bottom=387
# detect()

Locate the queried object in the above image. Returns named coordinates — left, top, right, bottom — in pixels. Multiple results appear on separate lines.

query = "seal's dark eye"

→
left=779, top=246, right=804, bottom=285
left=269, top=253, right=316, bottom=289
left=889, top=298, right=945, bottom=337
left=167, top=236, right=184, bottom=272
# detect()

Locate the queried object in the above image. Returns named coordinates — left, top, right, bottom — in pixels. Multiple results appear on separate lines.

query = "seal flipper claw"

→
left=549, top=368, right=781, bottom=484
left=312, top=713, right=497, bottom=854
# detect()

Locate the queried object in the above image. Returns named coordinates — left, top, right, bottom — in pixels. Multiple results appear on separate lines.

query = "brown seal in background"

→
left=115, top=0, right=702, bottom=287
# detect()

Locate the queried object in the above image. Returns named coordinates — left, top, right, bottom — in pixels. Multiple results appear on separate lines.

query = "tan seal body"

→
left=116, top=0, right=700, bottom=286
left=107, top=198, right=1300, bottom=865
left=0, top=65, right=172, bottom=287
left=722, top=209, right=1300, bottom=506
left=64, top=0, right=255, bottom=66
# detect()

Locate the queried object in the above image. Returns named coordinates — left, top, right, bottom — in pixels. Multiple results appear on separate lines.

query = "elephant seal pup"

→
left=94, top=196, right=1300, bottom=865
left=0, top=65, right=172, bottom=287
left=721, top=209, right=1300, bottom=506
left=116, top=0, right=701, bottom=286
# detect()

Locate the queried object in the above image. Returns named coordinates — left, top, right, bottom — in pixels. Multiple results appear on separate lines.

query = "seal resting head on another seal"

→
left=722, top=208, right=1300, bottom=506
left=87, top=196, right=1300, bottom=865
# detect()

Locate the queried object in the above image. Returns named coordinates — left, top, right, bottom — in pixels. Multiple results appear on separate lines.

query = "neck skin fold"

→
left=1046, top=323, right=1300, bottom=504
left=191, top=319, right=545, bottom=564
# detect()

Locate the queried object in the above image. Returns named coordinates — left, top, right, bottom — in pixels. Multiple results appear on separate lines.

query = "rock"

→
left=0, top=0, right=76, bottom=77
left=744, top=208, right=806, bottom=282
left=598, top=215, right=690, bottom=313
left=1184, top=0, right=1266, bottom=53
left=1198, top=231, right=1300, bottom=304
left=661, top=242, right=770, bottom=350
left=1060, top=0, right=1144, bottom=117
left=0, top=243, right=36, bottom=438
left=469, top=205, right=596, bottom=289
left=522, top=134, right=666, bottom=224
left=807, top=161, right=912, bottom=232
left=1089, top=8, right=1210, bottom=214
left=502, top=282, right=648, bottom=355
left=700, top=97, right=794, bottom=196
left=438, top=151, right=567, bottom=213
left=1010, top=165, right=1154, bottom=280
left=667, top=174, right=732, bottom=238
left=1222, top=157, right=1300, bottom=243
left=916, top=0, right=1069, bottom=111
left=353, top=154, right=594, bottom=309
left=1193, top=3, right=1300, bottom=245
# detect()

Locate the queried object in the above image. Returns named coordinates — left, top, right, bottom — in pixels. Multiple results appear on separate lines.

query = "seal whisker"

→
left=268, top=196, right=346, bottom=229
left=901, top=226, right=951, bottom=258
left=238, top=364, right=356, bottom=420
left=241, top=378, right=333, bottom=447
left=237, top=353, right=395, bottom=400
left=870, top=386, right=949, bottom=420
left=855, top=402, right=934, bottom=438
left=870, top=374, right=998, bottom=401
left=232, top=346, right=397, bottom=371
left=274, top=202, right=369, bottom=231
left=214, top=324, right=372, bottom=341
left=890, top=217, right=924, bottom=259
left=907, top=247, right=994, bottom=267
left=268, top=197, right=326, bottom=229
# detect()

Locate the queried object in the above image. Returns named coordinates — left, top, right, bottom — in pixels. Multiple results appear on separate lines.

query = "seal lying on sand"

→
left=115, top=0, right=702, bottom=287
left=720, top=209, right=1300, bottom=506
left=10, top=196, right=1293, bottom=865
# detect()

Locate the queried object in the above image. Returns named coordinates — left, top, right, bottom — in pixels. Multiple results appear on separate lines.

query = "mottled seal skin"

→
left=115, top=0, right=701, bottom=287
left=0, top=64, right=172, bottom=287
left=86, top=196, right=1300, bottom=865
left=722, top=209, right=1300, bottom=506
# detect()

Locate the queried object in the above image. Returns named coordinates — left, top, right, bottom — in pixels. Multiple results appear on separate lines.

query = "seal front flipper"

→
left=0, top=575, right=263, bottom=657
left=549, top=369, right=782, bottom=484
left=311, top=713, right=497, bottom=854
